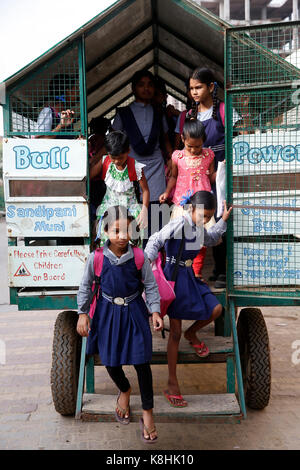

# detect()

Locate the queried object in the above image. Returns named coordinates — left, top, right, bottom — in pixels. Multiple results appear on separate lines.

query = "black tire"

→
left=50, top=311, right=82, bottom=416
left=237, top=308, right=271, bottom=410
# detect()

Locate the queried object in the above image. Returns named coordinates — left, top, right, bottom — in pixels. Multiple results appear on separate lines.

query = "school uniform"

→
left=145, top=213, right=227, bottom=321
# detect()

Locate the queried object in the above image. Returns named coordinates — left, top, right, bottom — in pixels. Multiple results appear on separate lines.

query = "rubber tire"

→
left=50, top=311, right=82, bottom=416
left=237, top=308, right=271, bottom=410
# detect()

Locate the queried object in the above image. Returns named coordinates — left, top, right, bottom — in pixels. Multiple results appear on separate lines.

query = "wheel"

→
left=237, top=308, right=271, bottom=410
left=50, top=311, right=82, bottom=416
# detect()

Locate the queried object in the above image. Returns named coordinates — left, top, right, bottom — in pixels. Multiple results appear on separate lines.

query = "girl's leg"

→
left=106, top=366, right=131, bottom=419
left=166, top=318, right=187, bottom=406
left=134, top=363, right=157, bottom=441
left=184, top=303, right=223, bottom=344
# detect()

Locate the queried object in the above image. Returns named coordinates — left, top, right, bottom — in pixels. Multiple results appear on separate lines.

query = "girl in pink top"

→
left=159, top=118, right=216, bottom=279
left=159, top=118, right=216, bottom=206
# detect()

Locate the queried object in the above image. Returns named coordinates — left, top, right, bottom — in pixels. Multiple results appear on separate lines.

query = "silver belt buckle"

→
left=113, top=297, right=125, bottom=306
left=185, top=259, right=193, bottom=267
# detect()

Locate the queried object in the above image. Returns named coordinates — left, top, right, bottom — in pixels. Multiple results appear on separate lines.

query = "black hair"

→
left=104, top=130, right=130, bottom=156
left=190, top=191, right=216, bottom=211
left=154, top=76, right=167, bottom=96
left=102, top=205, right=140, bottom=247
left=49, top=74, right=76, bottom=100
left=89, top=116, right=111, bottom=135
left=131, top=69, right=155, bottom=93
left=189, top=67, right=219, bottom=121
left=182, top=118, right=207, bottom=143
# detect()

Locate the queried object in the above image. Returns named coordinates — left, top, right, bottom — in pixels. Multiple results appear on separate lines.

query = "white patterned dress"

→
left=95, top=156, right=145, bottom=246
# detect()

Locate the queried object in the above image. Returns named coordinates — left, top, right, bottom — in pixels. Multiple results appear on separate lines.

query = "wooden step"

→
left=81, top=393, right=242, bottom=423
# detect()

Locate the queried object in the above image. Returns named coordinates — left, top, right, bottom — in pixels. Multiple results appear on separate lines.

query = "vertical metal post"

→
left=226, top=356, right=235, bottom=393
left=224, top=0, right=230, bottom=21
left=75, top=336, right=87, bottom=419
left=244, top=0, right=250, bottom=24
left=229, top=300, right=247, bottom=418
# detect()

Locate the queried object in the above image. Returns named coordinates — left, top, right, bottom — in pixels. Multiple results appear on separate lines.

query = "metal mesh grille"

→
left=8, top=45, right=81, bottom=137
left=227, top=23, right=300, bottom=296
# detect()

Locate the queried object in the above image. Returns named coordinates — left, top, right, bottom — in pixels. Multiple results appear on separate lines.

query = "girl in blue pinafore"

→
left=177, top=67, right=245, bottom=287
left=145, top=191, right=232, bottom=408
left=77, top=205, right=163, bottom=443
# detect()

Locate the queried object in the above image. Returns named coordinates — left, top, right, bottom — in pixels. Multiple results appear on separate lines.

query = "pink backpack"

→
left=151, top=252, right=176, bottom=318
left=89, top=246, right=145, bottom=319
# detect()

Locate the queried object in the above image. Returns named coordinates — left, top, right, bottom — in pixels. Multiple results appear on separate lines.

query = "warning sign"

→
left=8, top=246, right=90, bottom=287
left=14, top=263, right=31, bottom=277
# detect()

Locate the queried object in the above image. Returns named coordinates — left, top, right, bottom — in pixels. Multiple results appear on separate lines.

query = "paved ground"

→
left=0, top=217, right=300, bottom=450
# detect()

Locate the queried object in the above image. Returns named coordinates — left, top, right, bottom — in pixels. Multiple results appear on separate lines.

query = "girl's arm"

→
left=207, top=160, right=216, bottom=184
left=89, top=157, right=103, bottom=181
left=136, top=171, right=150, bottom=229
left=76, top=253, right=95, bottom=337
left=144, top=216, right=185, bottom=262
left=204, top=202, right=232, bottom=247
left=159, top=160, right=178, bottom=203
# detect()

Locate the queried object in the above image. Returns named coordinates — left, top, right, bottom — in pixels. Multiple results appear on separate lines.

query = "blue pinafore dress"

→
left=86, top=256, right=152, bottom=367
left=163, top=236, right=220, bottom=321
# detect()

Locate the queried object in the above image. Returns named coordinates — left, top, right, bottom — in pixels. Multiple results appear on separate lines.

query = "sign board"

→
left=232, top=131, right=300, bottom=176
left=3, top=138, right=87, bottom=178
left=233, top=191, right=300, bottom=237
left=5, top=202, right=89, bottom=237
left=233, top=242, right=300, bottom=286
left=8, top=246, right=90, bottom=287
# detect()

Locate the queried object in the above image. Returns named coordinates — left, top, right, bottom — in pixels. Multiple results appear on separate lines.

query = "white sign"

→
left=8, top=246, right=90, bottom=287
left=233, top=131, right=300, bottom=175
left=233, top=191, right=300, bottom=236
left=233, top=242, right=300, bottom=286
left=3, top=138, right=87, bottom=178
left=5, top=202, right=90, bottom=237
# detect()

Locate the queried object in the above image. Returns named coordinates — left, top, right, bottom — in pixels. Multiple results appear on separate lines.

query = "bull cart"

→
left=1, top=0, right=299, bottom=424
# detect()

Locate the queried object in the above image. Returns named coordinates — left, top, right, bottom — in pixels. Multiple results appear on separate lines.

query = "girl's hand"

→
left=159, top=192, right=169, bottom=204
left=222, top=201, right=233, bottom=222
left=60, top=109, right=74, bottom=128
left=152, top=312, right=163, bottom=331
left=77, top=314, right=90, bottom=337
left=136, top=206, right=148, bottom=229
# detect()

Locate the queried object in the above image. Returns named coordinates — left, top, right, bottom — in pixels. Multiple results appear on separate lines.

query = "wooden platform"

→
left=81, top=393, right=242, bottom=423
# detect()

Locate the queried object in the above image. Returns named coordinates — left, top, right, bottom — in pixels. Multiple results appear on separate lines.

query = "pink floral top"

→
left=172, top=148, right=215, bottom=206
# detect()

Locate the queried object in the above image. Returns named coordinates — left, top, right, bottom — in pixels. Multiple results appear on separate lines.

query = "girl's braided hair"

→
left=189, top=68, right=219, bottom=121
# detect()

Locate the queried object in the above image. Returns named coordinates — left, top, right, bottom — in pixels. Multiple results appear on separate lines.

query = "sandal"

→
left=163, top=390, right=188, bottom=408
left=189, top=341, right=210, bottom=358
left=115, top=391, right=130, bottom=425
left=139, top=418, right=158, bottom=443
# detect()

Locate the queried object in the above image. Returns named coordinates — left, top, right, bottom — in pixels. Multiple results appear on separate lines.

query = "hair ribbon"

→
left=180, top=189, right=194, bottom=206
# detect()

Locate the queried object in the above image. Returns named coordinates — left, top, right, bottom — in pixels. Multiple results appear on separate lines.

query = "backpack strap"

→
left=101, top=155, right=112, bottom=180
left=132, top=246, right=144, bottom=270
left=89, top=248, right=104, bottom=319
left=127, top=156, right=138, bottom=182
left=219, top=101, right=225, bottom=127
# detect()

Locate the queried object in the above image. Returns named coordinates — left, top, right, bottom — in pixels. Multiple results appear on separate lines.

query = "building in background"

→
left=195, top=0, right=298, bottom=25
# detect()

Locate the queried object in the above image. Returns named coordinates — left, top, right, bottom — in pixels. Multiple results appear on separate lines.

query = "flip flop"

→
left=115, top=391, right=130, bottom=425
left=189, top=341, right=210, bottom=358
left=163, top=390, right=188, bottom=408
left=139, top=418, right=158, bottom=444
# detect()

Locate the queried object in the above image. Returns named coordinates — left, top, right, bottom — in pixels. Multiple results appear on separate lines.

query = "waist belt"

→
left=102, top=290, right=140, bottom=306
left=166, top=257, right=193, bottom=268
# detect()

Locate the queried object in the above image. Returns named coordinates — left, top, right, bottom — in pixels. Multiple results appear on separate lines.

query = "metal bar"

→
left=229, top=299, right=247, bottom=418
left=226, top=20, right=300, bottom=32
left=226, top=356, right=235, bottom=393
left=151, top=0, right=159, bottom=76
left=75, top=336, right=87, bottom=419
left=85, top=356, right=95, bottom=394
